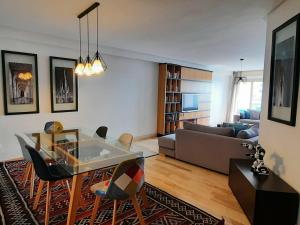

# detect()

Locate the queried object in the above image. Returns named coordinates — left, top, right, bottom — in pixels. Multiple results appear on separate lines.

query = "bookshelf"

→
left=157, top=63, right=212, bottom=136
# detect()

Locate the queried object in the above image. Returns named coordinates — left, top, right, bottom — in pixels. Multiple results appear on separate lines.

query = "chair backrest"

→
left=96, top=126, right=108, bottom=138
left=106, top=157, right=144, bottom=200
left=15, top=134, right=32, bottom=162
left=44, top=121, right=64, bottom=134
left=25, top=145, right=54, bottom=181
left=118, top=133, right=133, bottom=147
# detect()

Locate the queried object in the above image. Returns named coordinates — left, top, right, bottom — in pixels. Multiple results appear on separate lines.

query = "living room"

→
left=0, top=0, right=300, bottom=225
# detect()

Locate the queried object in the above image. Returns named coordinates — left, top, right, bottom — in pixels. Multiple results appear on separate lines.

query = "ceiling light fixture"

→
left=75, top=2, right=107, bottom=77
left=236, top=58, right=247, bottom=83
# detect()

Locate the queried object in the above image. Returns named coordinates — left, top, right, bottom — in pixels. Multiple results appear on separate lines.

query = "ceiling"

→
left=0, top=0, right=284, bottom=71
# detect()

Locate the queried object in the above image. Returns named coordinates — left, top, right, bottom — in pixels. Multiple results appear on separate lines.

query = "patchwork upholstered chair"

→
left=90, top=157, right=146, bottom=225
left=44, top=121, right=64, bottom=134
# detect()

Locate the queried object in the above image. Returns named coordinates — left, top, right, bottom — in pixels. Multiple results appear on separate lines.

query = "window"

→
left=235, top=81, right=263, bottom=112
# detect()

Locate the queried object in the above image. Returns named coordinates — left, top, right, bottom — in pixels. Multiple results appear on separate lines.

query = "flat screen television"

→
left=182, top=93, right=200, bottom=112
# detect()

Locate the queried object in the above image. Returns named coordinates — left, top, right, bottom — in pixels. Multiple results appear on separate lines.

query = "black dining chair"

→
left=95, top=126, right=108, bottom=138
left=25, top=145, right=73, bottom=225
left=15, top=134, right=36, bottom=198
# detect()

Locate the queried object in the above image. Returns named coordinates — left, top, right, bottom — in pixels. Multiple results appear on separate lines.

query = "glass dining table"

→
left=24, top=128, right=157, bottom=225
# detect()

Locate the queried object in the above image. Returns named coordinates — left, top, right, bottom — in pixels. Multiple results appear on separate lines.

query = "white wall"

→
left=0, top=31, right=158, bottom=161
left=210, top=71, right=232, bottom=126
left=260, top=0, right=300, bottom=223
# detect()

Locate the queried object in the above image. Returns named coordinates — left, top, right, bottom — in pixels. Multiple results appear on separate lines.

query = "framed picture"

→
left=268, top=14, right=300, bottom=126
left=1, top=50, right=39, bottom=115
left=50, top=56, right=78, bottom=113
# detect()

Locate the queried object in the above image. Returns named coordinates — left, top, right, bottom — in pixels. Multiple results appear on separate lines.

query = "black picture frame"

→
left=268, top=14, right=300, bottom=126
left=1, top=50, right=39, bottom=115
left=50, top=56, right=78, bottom=113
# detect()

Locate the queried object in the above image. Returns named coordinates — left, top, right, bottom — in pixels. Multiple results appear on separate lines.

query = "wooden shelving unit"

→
left=157, top=63, right=212, bottom=136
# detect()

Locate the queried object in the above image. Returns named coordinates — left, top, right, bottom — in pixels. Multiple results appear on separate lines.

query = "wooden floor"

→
left=134, top=138, right=250, bottom=225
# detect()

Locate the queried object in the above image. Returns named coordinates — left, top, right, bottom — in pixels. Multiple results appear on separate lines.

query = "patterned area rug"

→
left=0, top=160, right=224, bottom=225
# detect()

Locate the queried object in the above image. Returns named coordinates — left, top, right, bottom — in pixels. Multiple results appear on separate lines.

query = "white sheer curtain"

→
left=226, top=71, right=263, bottom=122
left=226, top=72, right=241, bottom=122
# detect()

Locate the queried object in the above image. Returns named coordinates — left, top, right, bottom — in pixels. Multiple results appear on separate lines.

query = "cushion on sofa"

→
left=222, top=122, right=250, bottom=136
left=183, top=122, right=234, bottom=137
left=249, top=109, right=260, bottom=120
left=158, top=134, right=176, bottom=149
left=236, top=125, right=259, bottom=139
left=240, top=110, right=250, bottom=119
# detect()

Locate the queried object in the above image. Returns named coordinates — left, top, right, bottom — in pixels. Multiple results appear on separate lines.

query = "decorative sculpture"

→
left=242, top=143, right=269, bottom=176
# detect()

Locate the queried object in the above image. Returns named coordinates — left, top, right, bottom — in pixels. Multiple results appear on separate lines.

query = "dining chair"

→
left=15, top=134, right=36, bottom=199
left=95, top=126, right=108, bottom=138
left=25, top=145, right=73, bottom=225
left=110, top=132, right=149, bottom=208
left=90, top=157, right=146, bottom=225
left=118, top=133, right=133, bottom=146
left=44, top=121, right=64, bottom=134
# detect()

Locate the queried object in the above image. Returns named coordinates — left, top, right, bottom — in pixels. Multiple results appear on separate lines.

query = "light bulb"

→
left=92, top=59, right=104, bottom=74
left=83, top=62, right=94, bottom=76
left=75, top=63, right=85, bottom=76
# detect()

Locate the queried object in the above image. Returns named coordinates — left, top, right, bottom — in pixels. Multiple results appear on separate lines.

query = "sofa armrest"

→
left=175, top=129, right=255, bottom=174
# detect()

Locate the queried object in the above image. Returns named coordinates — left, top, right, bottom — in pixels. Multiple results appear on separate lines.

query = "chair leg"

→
left=131, top=195, right=145, bottom=225
left=112, top=200, right=118, bottom=225
left=140, top=186, right=149, bottom=208
left=65, top=180, right=71, bottom=195
left=33, top=180, right=45, bottom=210
left=90, top=195, right=101, bottom=225
left=45, top=182, right=52, bottom=225
left=23, top=162, right=31, bottom=187
left=29, top=168, right=36, bottom=199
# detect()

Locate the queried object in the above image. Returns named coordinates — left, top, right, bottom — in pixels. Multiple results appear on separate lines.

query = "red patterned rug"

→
left=0, top=160, right=224, bottom=225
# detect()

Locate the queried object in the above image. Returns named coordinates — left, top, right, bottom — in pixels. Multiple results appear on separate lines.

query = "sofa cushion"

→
left=249, top=109, right=260, bottom=120
left=222, top=122, right=250, bottom=136
left=158, top=134, right=176, bottom=149
left=240, top=110, right=250, bottom=119
left=183, top=122, right=234, bottom=137
left=237, top=125, right=259, bottom=139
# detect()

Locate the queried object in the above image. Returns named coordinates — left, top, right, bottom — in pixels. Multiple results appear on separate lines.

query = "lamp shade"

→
left=83, top=62, right=94, bottom=76
left=75, top=63, right=84, bottom=76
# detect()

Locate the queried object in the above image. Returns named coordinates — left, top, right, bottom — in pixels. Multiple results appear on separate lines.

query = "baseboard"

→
left=133, top=133, right=157, bottom=141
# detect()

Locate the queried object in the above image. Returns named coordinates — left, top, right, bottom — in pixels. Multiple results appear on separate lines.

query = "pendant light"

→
left=75, top=2, right=107, bottom=77
left=92, top=6, right=107, bottom=74
left=83, top=14, right=94, bottom=76
left=75, top=18, right=84, bottom=76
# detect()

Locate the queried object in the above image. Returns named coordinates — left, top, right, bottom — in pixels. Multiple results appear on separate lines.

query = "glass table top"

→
left=23, top=129, right=157, bottom=176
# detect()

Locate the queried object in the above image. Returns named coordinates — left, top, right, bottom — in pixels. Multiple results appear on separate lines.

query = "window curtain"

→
left=226, top=70, right=264, bottom=122
left=226, top=72, right=241, bottom=122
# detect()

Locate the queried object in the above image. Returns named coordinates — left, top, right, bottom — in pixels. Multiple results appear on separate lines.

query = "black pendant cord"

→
left=97, top=6, right=99, bottom=53
left=87, top=13, right=90, bottom=60
left=79, top=18, right=82, bottom=60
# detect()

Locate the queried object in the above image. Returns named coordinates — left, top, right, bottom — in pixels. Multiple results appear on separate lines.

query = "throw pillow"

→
left=237, top=124, right=259, bottom=139
left=240, top=110, right=246, bottom=119
left=249, top=109, right=260, bottom=120
left=183, top=122, right=235, bottom=137
left=222, top=123, right=250, bottom=136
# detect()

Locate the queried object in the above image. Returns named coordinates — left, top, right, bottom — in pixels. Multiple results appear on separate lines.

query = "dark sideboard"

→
left=229, top=159, right=299, bottom=225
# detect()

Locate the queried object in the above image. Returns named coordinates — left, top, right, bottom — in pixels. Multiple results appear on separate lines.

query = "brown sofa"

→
left=158, top=123, right=258, bottom=174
